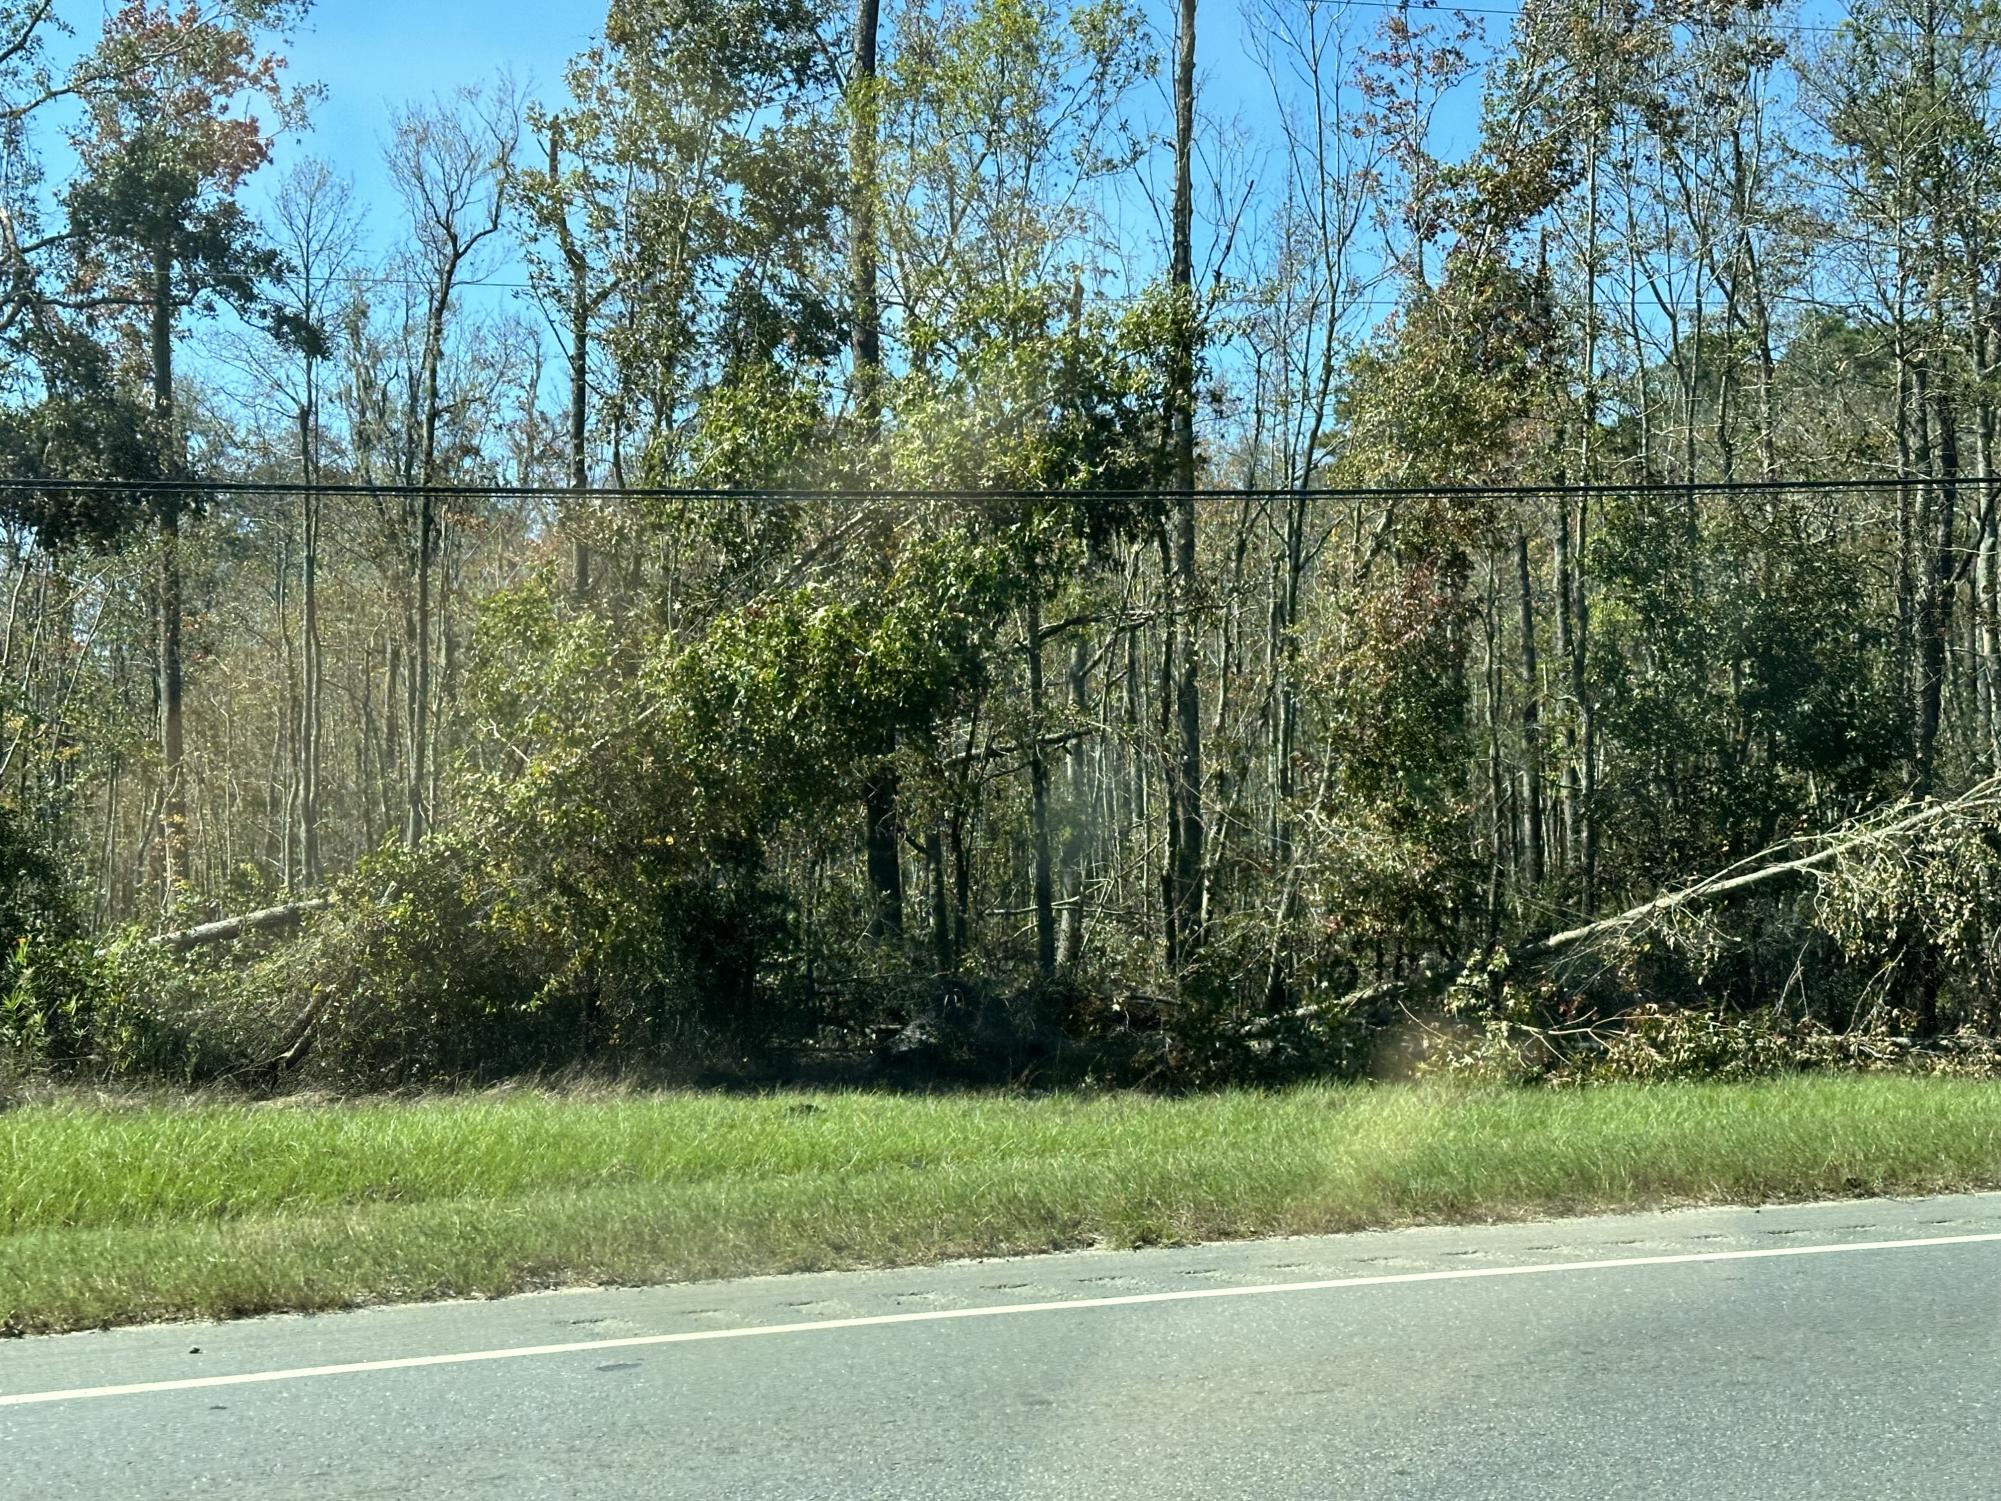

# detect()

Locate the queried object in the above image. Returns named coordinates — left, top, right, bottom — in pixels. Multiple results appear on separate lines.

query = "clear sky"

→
left=31, top=0, right=1517, bottom=383
left=69, top=0, right=1858, bottom=287
left=226, top=0, right=1324, bottom=333
left=256, top=0, right=1325, bottom=243
left=255, top=2, right=604, bottom=242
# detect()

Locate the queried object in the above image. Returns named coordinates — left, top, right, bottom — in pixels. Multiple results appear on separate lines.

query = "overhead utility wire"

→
left=0, top=476, right=1973, bottom=503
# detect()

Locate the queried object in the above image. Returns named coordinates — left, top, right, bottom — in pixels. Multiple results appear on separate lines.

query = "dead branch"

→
left=150, top=898, right=333, bottom=951
left=1254, top=775, right=2001, bottom=1033
left=1516, top=774, right=2001, bottom=964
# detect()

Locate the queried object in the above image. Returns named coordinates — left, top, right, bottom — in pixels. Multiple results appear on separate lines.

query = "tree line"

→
left=3, top=0, right=2001, bottom=1086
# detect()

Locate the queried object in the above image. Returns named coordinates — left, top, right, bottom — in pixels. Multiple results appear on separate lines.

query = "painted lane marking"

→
left=5, top=1229, right=1998, bottom=1409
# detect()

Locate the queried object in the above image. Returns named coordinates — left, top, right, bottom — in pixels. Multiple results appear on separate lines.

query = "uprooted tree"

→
left=1265, top=777, right=2001, bottom=1080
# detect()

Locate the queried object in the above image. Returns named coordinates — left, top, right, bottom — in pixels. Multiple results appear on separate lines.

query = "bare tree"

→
left=268, top=160, right=363, bottom=887
left=384, top=77, right=520, bottom=847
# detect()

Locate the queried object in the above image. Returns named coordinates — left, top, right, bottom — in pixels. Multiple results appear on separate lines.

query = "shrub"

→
left=0, top=799, right=91, bottom=1072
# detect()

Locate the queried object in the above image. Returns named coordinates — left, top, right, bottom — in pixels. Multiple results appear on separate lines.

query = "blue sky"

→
left=58, top=0, right=1861, bottom=292
left=255, top=2, right=602, bottom=240
left=256, top=0, right=1368, bottom=248
left=216, top=0, right=1338, bottom=338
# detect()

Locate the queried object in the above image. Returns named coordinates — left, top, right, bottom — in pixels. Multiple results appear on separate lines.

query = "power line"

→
left=0, top=476, right=1970, bottom=503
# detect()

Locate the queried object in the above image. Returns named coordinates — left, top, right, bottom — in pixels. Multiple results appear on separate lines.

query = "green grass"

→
left=5, top=1075, right=2001, bottom=1334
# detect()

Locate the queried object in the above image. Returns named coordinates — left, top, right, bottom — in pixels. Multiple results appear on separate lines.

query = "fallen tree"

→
left=1257, top=774, right=2001, bottom=1033
left=1513, top=774, right=2001, bottom=967
left=150, top=898, right=333, bottom=951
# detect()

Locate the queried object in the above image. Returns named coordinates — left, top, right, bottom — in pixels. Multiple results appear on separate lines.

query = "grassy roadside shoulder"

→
left=5, top=1075, right=2001, bottom=1335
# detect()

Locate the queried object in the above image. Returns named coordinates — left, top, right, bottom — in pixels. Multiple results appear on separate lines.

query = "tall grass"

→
left=4, top=1077, right=1999, bottom=1333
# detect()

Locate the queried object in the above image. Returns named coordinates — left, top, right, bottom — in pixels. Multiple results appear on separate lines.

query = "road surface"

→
left=5, top=1192, right=2000, bottom=1498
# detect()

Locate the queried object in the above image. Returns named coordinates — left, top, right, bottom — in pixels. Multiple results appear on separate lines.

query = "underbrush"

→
left=1413, top=986, right=2001, bottom=1087
left=11, top=914, right=2001, bottom=1098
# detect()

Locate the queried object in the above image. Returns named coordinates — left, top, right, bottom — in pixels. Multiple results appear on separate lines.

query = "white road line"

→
left=4, top=1229, right=1998, bottom=1409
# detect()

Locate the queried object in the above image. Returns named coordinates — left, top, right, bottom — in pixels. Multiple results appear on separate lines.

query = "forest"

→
left=3, top=0, right=2001, bottom=1092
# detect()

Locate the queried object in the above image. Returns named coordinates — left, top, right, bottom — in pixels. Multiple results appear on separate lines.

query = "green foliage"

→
left=128, top=543, right=1023, bottom=1086
left=0, top=800, right=255, bottom=1081
left=242, top=819, right=806, bottom=1088
left=0, top=326, right=163, bottom=538
left=684, top=365, right=839, bottom=488
left=667, top=531, right=1010, bottom=812
left=0, top=799, right=86, bottom=1067
left=884, top=286, right=1172, bottom=500
left=62, top=2, right=315, bottom=344
left=1591, top=494, right=1904, bottom=885
left=549, top=0, right=845, bottom=470
left=879, top=0, right=1154, bottom=357
left=1336, top=251, right=1565, bottom=490
left=1294, top=561, right=1480, bottom=951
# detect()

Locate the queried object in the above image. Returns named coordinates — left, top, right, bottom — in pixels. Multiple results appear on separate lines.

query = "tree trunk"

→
left=1896, top=347, right=1918, bottom=718
left=300, top=478, right=322, bottom=886
left=1167, top=0, right=1204, bottom=963
left=570, top=259, right=592, bottom=597
left=1515, top=526, right=1545, bottom=889
left=1483, top=571, right=1508, bottom=938
left=1025, top=585, right=1056, bottom=979
left=1977, top=377, right=2001, bottom=773
left=863, top=764, right=904, bottom=940
left=949, top=804, right=970, bottom=958
left=926, top=827, right=953, bottom=975
left=151, top=240, right=189, bottom=906
left=1913, top=363, right=1956, bottom=798
left=850, top=0, right=882, bottom=435
left=404, top=497, right=432, bottom=848
left=543, top=123, right=596, bottom=599
left=1574, top=492, right=1598, bottom=911
left=1554, top=493, right=1578, bottom=886
left=292, top=382, right=325, bottom=890
left=1157, top=530, right=1181, bottom=967
left=270, top=525, right=294, bottom=890
left=382, top=638, right=403, bottom=848
left=157, top=502, right=187, bottom=903
left=406, top=237, right=456, bottom=848
left=1058, top=636, right=1091, bottom=972
left=151, top=897, right=332, bottom=951
left=849, top=0, right=904, bottom=943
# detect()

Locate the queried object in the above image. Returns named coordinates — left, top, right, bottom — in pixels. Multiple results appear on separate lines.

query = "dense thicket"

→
left=6, top=0, right=2001, bottom=1087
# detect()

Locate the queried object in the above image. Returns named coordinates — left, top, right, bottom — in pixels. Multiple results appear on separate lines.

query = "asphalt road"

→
left=5, top=1193, right=2001, bottom=1499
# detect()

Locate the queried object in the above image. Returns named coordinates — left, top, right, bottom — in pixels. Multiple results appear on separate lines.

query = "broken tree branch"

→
left=1252, top=776, right=2001, bottom=1033
left=150, top=898, right=332, bottom=951
left=1517, top=774, right=2001, bottom=965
